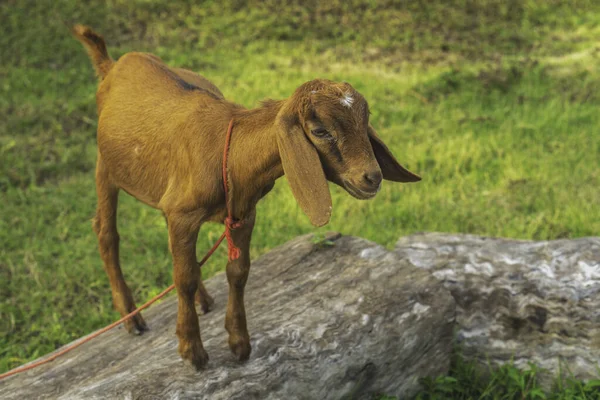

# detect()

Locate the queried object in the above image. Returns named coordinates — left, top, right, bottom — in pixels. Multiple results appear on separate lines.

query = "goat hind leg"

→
left=94, top=157, right=148, bottom=334
left=195, top=271, right=214, bottom=314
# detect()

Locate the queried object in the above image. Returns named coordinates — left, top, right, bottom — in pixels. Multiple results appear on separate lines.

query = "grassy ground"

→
left=1, top=0, right=600, bottom=397
left=400, top=352, right=600, bottom=400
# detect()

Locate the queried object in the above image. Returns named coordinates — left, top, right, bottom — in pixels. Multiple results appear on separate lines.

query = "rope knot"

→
left=225, top=216, right=244, bottom=230
left=225, top=216, right=243, bottom=261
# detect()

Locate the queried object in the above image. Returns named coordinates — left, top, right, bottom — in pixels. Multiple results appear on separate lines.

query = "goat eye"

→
left=311, top=128, right=330, bottom=138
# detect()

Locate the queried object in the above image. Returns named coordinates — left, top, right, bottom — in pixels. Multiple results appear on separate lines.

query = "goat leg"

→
left=194, top=272, right=214, bottom=315
left=94, top=156, right=148, bottom=334
left=224, top=210, right=256, bottom=361
left=165, top=213, right=214, bottom=314
left=167, top=212, right=208, bottom=369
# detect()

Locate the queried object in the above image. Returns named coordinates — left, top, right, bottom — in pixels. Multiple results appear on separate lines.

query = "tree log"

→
left=1, top=233, right=455, bottom=400
left=395, top=232, right=600, bottom=388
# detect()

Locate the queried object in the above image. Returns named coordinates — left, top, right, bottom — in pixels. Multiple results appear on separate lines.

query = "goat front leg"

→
left=163, top=213, right=214, bottom=314
left=166, top=212, right=208, bottom=369
left=225, top=210, right=256, bottom=361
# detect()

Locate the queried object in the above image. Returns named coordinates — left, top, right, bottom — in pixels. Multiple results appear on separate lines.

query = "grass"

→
left=1, top=0, right=600, bottom=397
left=412, top=353, right=600, bottom=400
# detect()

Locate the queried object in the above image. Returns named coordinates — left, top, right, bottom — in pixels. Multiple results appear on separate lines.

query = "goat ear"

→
left=368, top=124, right=421, bottom=182
left=276, top=115, right=332, bottom=227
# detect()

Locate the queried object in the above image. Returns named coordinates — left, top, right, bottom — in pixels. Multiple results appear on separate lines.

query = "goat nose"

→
left=363, top=170, right=383, bottom=187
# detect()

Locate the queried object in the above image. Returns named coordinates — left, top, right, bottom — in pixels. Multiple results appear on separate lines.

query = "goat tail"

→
left=72, top=24, right=114, bottom=79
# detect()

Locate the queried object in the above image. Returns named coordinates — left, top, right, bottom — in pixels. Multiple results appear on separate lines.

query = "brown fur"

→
left=72, top=25, right=421, bottom=369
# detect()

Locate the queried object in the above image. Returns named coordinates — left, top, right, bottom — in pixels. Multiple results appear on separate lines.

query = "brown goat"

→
left=72, top=24, right=421, bottom=369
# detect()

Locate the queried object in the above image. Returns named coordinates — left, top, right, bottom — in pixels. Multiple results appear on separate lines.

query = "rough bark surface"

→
left=395, top=232, right=600, bottom=387
left=1, top=232, right=455, bottom=400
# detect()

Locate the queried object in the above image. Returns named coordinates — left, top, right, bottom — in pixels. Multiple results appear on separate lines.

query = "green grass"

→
left=409, top=353, right=600, bottom=400
left=2, top=0, right=600, bottom=397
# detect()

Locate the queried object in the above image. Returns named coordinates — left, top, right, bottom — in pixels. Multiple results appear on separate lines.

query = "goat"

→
left=72, top=24, right=421, bottom=370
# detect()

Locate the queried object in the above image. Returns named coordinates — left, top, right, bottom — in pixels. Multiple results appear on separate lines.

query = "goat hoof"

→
left=124, top=313, right=149, bottom=335
left=229, top=335, right=251, bottom=361
left=179, top=341, right=209, bottom=370
left=195, top=293, right=215, bottom=315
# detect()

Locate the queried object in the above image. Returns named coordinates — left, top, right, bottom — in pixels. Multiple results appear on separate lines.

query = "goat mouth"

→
left=343, top=180, right=379, bottom=200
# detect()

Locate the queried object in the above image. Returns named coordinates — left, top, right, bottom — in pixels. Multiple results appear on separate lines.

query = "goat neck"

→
left=226, top=100, right=285, bottom=219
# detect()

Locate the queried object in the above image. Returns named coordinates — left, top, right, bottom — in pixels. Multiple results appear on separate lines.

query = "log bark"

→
left=395, top=232, right=600, bottom=388
left=1, top=232, right=455, bottom=400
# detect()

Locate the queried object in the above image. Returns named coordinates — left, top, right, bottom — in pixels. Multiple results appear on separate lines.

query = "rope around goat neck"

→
left=223, top=118, right=243, bottom=261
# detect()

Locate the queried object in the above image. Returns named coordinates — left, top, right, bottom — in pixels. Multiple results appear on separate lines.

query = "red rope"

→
left=222, top=118, right=243, bottom=261
left=0, top=118, right=240, bottom=381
